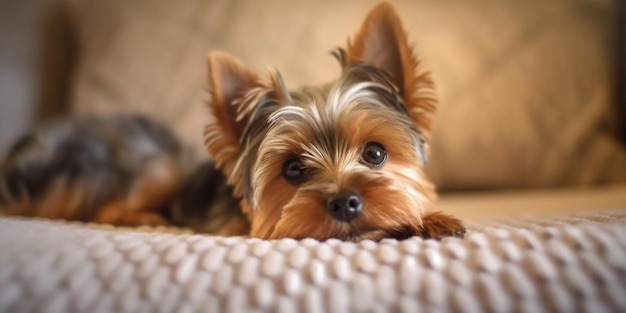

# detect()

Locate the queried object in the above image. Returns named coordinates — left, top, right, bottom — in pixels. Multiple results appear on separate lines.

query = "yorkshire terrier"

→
left=204, top=2, right=465, bottom=240
left=0, top=2, right=465, bottom=241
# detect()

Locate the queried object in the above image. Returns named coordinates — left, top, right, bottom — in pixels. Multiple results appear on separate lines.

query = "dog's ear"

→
left=206, top=52, right=291, bottom=199
left=347, top=2, right=436, bottom=136
left=205, top=52, right=259, bottom=179
left=207, top=52, right=259, bottom=142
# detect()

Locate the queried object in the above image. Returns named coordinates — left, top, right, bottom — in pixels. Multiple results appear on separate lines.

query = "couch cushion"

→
left=1, top=209, right=626, bottom=311
left=65, top=0, right=625, bottom=190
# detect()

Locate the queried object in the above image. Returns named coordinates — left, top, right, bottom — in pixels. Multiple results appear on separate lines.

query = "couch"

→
left=1, top=0, right=625, bottom=312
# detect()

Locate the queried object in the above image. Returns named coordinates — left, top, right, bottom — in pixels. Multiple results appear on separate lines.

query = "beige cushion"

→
left=66, top=0, right=625, bottom=190
left=421, top=0, right=626, bottom=189
left=2, top=208, right=626, bottom=311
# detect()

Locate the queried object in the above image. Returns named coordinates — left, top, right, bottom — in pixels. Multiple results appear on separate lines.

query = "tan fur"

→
left=1, top=156, right=181, bottom=227
left=205, top=2, right=465, bottom=241
left=205, top=52, right=263, bottom=205
left=418, top=212, right=466, bottom=239
left=216, top=217, right=250, bottom=236
left=125, top=157, right=182, bottom=212
left=94, top=202, right=167, bottom=226
left=92, top=157, right=181, bottom=226
left=252, top=117, right=439, bottom=240
left=1, top=178, right=85, bottom=220
left=347, top=2, right=437, bottom=139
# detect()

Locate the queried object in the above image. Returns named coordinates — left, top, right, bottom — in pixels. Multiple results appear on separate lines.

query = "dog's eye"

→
left=282, top=158, right=307, bottom=184
left=361, top=142, right=387, bottom=168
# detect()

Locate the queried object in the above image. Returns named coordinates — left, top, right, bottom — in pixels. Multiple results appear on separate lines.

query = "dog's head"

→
left=205, top=3, right=438, bottom=241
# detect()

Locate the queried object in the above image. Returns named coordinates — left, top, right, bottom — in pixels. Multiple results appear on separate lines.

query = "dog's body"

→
left=0, top=2, right=465, bottom=241
left=0, top=115, right=245, bottom=234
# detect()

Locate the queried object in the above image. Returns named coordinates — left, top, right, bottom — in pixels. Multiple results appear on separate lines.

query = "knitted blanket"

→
left=1, top=211, right=625, bottom=313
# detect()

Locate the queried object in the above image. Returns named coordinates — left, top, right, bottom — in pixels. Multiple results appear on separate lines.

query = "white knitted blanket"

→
left=1, top=211, right=625, bottom=313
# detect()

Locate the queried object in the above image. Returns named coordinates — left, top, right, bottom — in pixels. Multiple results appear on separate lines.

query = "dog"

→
left=0, top=2, right=465, bottom=241
left=203, top=2, right=465, bottom=241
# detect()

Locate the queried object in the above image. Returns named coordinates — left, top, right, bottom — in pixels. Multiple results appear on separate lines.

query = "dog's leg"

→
left=94, top=157, right=180, bottom=227
left=419, top=212, right=466, bottom=239
left=94, top=201, right=167, bottom=226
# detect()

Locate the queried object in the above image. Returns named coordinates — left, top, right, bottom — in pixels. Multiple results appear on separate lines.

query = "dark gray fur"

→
left=0, top=114, right=241, bottom=230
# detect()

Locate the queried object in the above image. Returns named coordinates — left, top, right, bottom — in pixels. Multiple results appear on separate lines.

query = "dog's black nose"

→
left=326, top=189, right=363, bottom=222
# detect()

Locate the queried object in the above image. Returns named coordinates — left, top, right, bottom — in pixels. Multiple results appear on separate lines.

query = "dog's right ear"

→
left=205, top=52, right=259, bottom=178
left=347, top=2, right=436, bottom=139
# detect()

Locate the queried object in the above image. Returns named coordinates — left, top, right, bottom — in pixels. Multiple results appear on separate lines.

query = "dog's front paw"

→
left=419, top=212, right=466, bottom=240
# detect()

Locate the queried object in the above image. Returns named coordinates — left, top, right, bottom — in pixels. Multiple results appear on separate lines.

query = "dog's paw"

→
left=95, top=202, right=168, bottom=227
left=419, top=212, right=466, bottom=240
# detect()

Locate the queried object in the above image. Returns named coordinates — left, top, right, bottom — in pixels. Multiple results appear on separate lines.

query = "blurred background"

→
left=0, top=0, right=624, bottom=193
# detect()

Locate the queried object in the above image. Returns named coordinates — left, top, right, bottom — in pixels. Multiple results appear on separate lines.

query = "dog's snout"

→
left=326, top=189, right=362, bottom=222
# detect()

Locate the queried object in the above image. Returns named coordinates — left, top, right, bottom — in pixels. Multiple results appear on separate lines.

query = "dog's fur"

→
left=0, top=2, right=465, bottom=241
left=204, top=2, right=465, bottom=240
left=0, top=115, right=245, bottom=234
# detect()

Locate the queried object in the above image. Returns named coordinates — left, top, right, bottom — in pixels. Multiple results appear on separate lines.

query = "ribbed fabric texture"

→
left=1, top=211, right=625, bottom=312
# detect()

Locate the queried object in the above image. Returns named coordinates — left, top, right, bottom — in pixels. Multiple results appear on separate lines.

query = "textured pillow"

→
left=65, top=0, right=625, bottom=190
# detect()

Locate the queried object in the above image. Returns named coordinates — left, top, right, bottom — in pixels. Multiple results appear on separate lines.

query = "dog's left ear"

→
left=347, top=2, right=436, bottom=137
left=206, top=52, right=292, bottom=200
left=205, top=52, right=261, bottom=192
